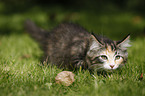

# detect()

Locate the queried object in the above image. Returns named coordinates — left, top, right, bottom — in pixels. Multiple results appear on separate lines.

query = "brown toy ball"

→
left=55, top=71, right=75, bottom=86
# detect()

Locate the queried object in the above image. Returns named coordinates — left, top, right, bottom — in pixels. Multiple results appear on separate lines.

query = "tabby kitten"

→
left=25, top=20, right=131, bottom=72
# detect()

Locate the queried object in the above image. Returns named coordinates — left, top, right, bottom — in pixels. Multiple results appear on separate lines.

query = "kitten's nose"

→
left=110, top=65, right=115, bottom=69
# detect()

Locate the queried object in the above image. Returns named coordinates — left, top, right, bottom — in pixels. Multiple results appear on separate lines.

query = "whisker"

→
left=88, top=64, right=103, bottom=69
left=91, top=64, right=103, bottom=66
left=92, top=67, right=104, bottom=71
left=96, top=67, right=104, bottom=70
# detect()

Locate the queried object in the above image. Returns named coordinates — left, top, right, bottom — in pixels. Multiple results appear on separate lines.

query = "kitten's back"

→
left=45, top=23, right=91, bottom=68
left=25, top=21, right=91, bottom=69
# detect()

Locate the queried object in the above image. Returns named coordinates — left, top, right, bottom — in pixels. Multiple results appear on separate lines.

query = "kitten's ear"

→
left=90, top=33, right=103, bottom=50
left=116, top=34, right=131, bottom=49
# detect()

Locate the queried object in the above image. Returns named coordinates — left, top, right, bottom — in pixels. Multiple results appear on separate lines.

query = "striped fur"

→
left=25, top=20, right=131, bottom=72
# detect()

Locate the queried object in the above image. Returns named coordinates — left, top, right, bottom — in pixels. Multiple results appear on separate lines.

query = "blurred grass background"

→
left=0, top=0, right=145, bottom=39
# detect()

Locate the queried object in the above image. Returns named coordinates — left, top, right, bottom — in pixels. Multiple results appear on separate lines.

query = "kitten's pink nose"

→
left=110, top=65, right=115, bottom=69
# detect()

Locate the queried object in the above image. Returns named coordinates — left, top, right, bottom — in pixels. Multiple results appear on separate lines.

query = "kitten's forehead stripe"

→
left=114, top=51, right=118, bottom=56
left=107, top=45, right=112, bottom=52
left=111, top=43, right=116, bottom=51
left=106, top=42, right=116, bottom=52
left=106, top=45, right=116, bottom=52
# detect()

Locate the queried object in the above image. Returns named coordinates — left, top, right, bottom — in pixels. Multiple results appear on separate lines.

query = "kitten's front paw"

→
left=76, top=60, right=84, bottom=68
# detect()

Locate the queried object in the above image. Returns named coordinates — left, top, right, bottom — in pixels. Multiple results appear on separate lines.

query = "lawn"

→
left=0, top=6, right=145, bottom=96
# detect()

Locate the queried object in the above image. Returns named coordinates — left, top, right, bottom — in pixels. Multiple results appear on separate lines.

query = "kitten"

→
left=25, top=20, right=131, bottom=72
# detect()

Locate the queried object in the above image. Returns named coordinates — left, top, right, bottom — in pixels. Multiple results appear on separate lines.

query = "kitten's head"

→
left=87, top=33, right=131, bottom=72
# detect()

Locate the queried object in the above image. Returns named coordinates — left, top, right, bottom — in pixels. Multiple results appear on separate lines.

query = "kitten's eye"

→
left=115, top=55, right=121, bottom=60
left=100, top=55, right=108, bottom=60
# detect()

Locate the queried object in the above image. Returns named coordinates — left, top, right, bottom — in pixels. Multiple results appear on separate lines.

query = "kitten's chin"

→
left=104, top=69, right=115, bottom=73
left=92, top=68, right=118, bottom=73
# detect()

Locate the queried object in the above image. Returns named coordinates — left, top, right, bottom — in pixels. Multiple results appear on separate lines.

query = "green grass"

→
left=0, top=6, right=145, bottom=96
left=0, top=35, right=145, bottom=96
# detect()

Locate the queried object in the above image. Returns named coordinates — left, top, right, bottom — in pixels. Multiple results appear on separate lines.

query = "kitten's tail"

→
left=24, top=19, right=48, bottom=45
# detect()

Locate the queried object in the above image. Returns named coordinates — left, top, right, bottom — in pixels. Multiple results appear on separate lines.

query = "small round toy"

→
left=55, top=71, right=75, bottom=86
